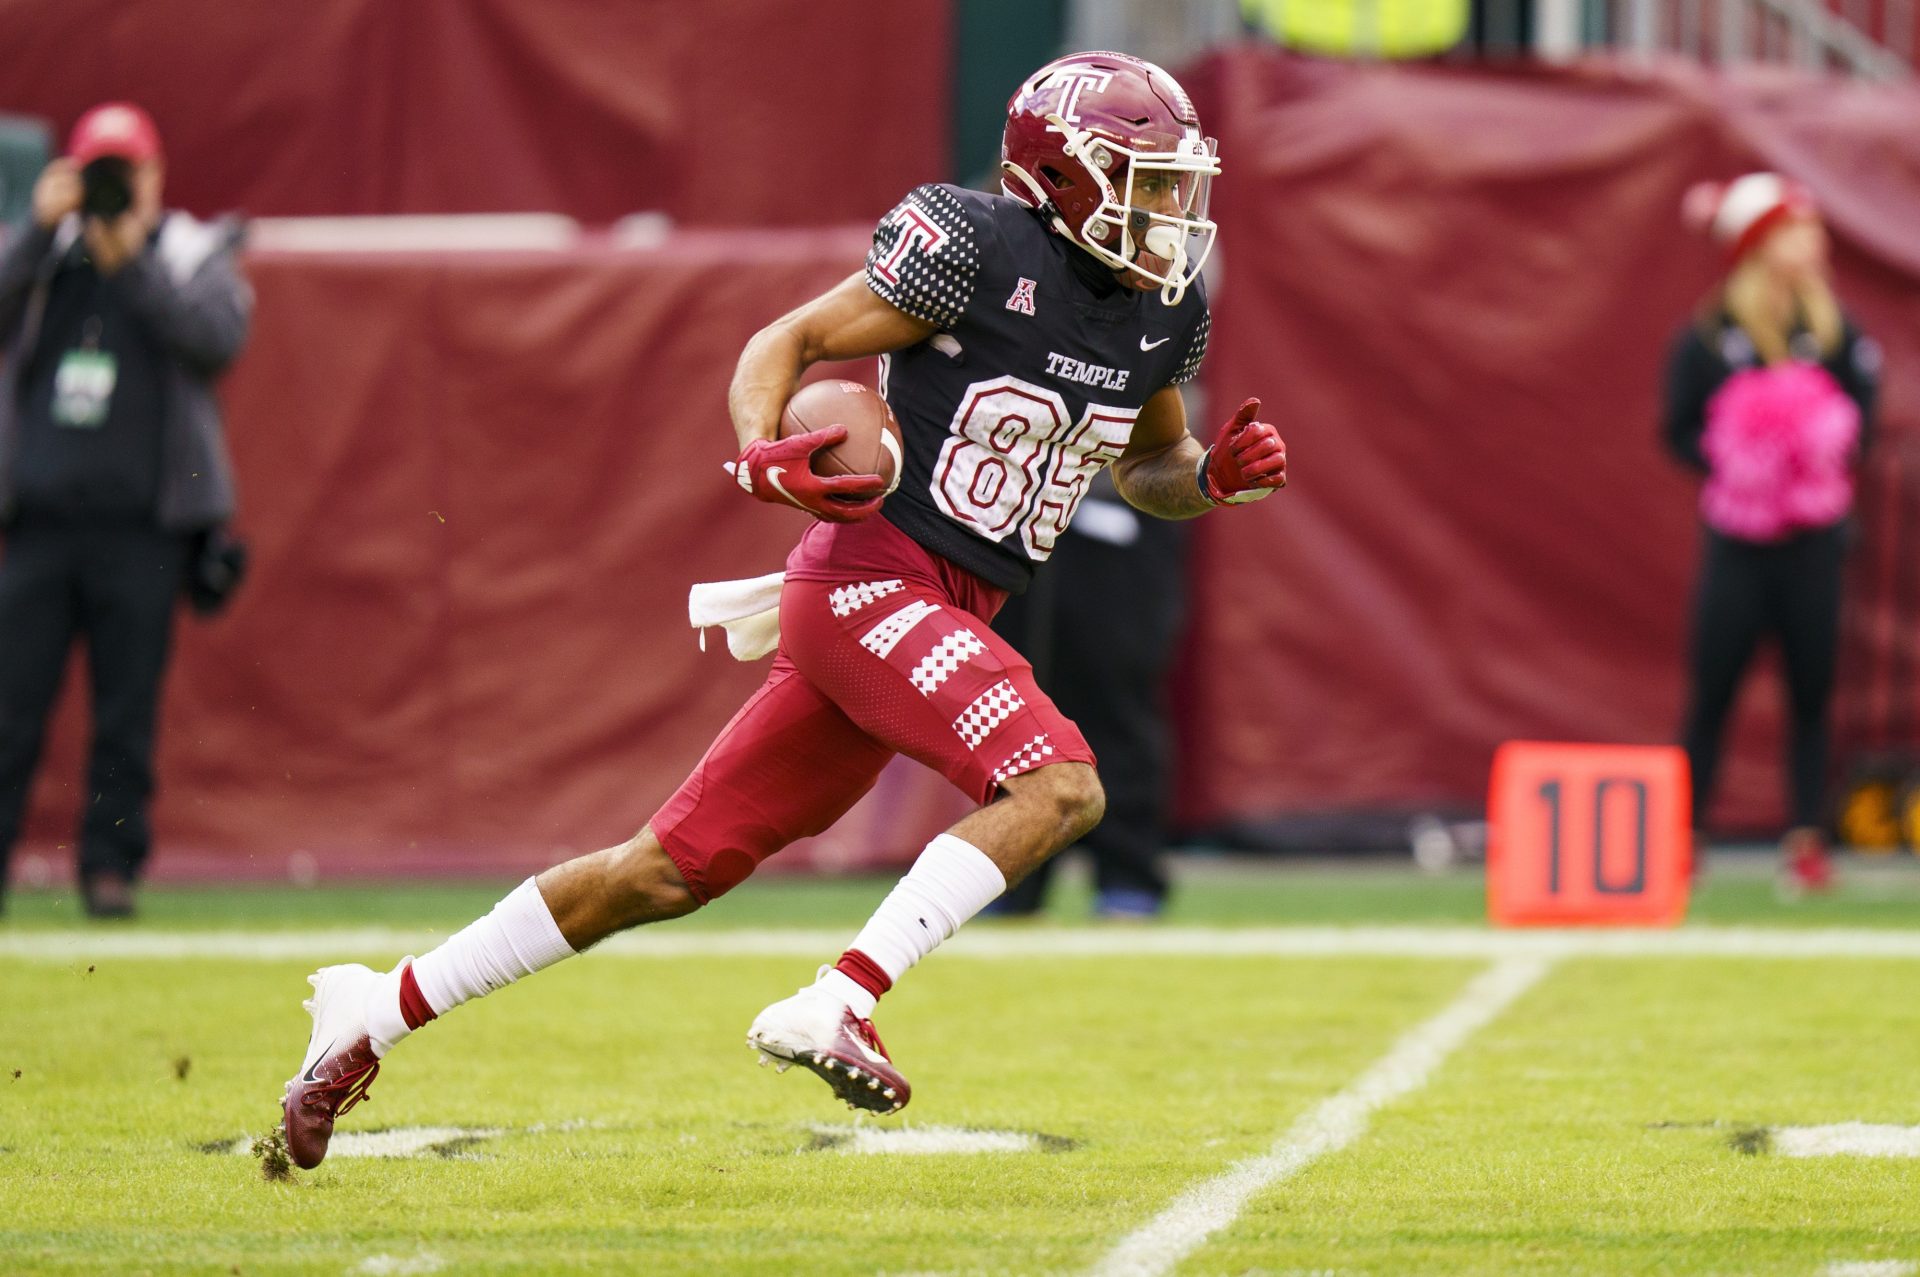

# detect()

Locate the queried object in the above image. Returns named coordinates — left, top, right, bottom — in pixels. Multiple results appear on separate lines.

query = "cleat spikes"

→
left=776, top=1062, right=792, bottom=1074
left=744, top=991, right=910, bottom=1116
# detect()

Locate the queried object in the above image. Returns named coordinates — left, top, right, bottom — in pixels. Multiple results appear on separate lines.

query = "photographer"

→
left=0, top=103, right=250, bottom=918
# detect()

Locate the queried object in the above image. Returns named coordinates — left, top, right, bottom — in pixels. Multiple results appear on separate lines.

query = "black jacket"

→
left=0, top=211, right=251, bottom=530
left=1662, top=309, right=1880, bottom=475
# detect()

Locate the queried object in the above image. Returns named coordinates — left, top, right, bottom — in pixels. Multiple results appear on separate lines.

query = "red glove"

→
left=1200, top=397, right=1287, bottom=506
left=729, top=426, right=887, bottom=523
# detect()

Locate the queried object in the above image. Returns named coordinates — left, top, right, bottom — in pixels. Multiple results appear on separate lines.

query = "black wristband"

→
left=1195, top=447, right=1221, bottom=507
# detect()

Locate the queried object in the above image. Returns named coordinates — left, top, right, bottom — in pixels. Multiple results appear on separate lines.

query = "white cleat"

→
left=281, top=963, right=387, bottom=1169
left=745, top=978, right=910, bottom=1114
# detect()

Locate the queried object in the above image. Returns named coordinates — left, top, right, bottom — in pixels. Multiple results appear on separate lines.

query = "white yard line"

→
left=808, top=1124, right=1041, bottom=1155
left=349, top=1254, right=446, bottom=1276
left=1776, top=1124, right=1920, bottom=1157
left=8, top=925, right=1920, bottom=962
left=213, top=1126, right=499, bottom=1159
left=1821, top=1262, right=1918, bottom=1277
left=1089, top=956, right=1556, bottom=1277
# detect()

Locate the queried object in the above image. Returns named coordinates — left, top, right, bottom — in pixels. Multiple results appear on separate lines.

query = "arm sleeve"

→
left=1168, top=307, right=1211, bottom=386
left=864, top=185, right=982, bottom=329
left=115, top=243, right=254, bottom=376
left=1661, top=329, right=1715, bottom=475
left=1827, top=319, right=1882, bottom=459
left=0, top=223, right=56, bottom=345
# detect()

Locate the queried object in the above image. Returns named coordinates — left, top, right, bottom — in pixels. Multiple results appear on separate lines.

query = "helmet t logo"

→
left=1053, top=70, right=1114, bottom=125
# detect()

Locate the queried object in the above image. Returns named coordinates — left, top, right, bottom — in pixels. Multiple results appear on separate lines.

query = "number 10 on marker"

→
left=1487, top=742, right=1692, bottom=927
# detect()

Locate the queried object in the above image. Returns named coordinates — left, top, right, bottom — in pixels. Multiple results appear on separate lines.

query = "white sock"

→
left=364, top=962, right=414, bottom=1058
left=833, top=833, right=1006, bottom=1002
left=818, top=968, right=879, bottom=1019
left=370, top=878, right=575, bottom=1053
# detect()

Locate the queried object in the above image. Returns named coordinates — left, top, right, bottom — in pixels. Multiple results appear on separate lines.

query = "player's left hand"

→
left=1201, top=397, right=1287, bottom=505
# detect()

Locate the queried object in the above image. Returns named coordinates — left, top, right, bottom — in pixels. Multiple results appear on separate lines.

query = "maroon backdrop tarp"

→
left=1179, top=51, right=1920, bottom=835
left=0, top=0, right=952, bottom=225
left=13, top=53, right=1920, bottom=878
left=19, top=231, right=973, bottom=877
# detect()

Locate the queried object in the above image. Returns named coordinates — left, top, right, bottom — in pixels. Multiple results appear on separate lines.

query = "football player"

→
left=281, top=51, right=1286, bottom=1168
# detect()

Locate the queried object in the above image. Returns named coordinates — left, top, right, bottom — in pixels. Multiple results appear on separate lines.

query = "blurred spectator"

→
left=0, top=103, right=251, bottom=918
left=0, top=114, right=53, bottom=231
left=1239, top=0, right=1471, bottom=58
left=989, top=472, right=1187, bottom=919
left=1663, top=174, right=1880, bottom=894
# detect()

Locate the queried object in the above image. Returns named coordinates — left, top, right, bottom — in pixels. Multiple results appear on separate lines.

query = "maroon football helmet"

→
left=1000, top=51, right=1219, bottom=304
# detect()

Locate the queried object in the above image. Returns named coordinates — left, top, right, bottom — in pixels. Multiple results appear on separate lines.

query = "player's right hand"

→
left=31, top=160, right=81, bottom=230
left=728, top=426, right=887, bottom=523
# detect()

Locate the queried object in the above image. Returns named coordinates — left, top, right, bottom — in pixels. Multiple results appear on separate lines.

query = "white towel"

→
left=688, top=571, right=786, bottom=661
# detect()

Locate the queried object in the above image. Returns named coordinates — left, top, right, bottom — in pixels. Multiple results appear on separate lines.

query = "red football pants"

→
left=651, top=517, right=1093, bottom=902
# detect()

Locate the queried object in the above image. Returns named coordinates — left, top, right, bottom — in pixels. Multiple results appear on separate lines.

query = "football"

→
left=780, top=379, right=902, bottom=496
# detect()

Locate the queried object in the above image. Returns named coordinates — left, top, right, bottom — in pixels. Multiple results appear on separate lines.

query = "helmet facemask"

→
left=1008, top=113, right=1219, bottom=305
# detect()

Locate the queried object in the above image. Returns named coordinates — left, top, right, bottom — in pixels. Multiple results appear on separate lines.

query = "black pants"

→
left=991, top=505, right=1186, bottom=912
left=0, top=517, right=190, bottom=895
left=1681, top=524, right=1848, bottom=832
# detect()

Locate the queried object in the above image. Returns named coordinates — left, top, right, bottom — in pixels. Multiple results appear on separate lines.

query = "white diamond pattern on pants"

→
left=829, top=579, right=905, bottom=618
left=991, top=734, right=1056, bottom=784
left=954, top=680, right=1024, bottom=749
left=910, top=629, right=987, bottom=695
left=859, top=600, right=939, bottom=659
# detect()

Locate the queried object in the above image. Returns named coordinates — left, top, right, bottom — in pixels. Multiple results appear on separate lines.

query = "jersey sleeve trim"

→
left=1168, top=306, right=1211, bottom=386
left=865, top=185, right=982, bottom=330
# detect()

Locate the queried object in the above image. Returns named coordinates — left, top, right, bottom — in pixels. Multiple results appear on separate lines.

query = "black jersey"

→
left=864, top=183, right=1210, bottom=593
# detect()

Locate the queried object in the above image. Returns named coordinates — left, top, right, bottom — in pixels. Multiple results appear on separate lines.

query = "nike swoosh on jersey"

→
left=1139, top=335, right=1172, bottom=351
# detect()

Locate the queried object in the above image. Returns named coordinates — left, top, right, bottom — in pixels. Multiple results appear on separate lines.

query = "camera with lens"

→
left=80, top=156, right=133, bottom=220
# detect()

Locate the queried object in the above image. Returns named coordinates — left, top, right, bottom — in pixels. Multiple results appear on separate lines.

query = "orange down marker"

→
left=1487, top=742, right=1692, bottom=927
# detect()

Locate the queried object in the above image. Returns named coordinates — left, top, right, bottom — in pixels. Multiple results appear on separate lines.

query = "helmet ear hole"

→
left=1039, top=165, right=1074, bottom=192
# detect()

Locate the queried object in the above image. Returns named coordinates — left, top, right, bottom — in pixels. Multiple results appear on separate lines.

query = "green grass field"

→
left=3, top=858, right=1919, bottom=1275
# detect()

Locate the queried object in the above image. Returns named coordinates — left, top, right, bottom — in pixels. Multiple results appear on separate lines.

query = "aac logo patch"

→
left=1004, top=277, right=1037, bottom=316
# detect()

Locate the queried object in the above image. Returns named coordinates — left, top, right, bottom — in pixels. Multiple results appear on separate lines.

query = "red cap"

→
left=67, top=103, right=162, bottom=165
